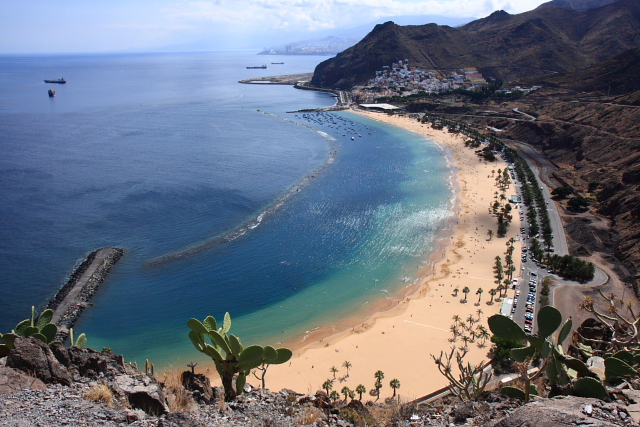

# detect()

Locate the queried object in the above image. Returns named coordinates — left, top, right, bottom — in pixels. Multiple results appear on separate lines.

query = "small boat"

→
left=246, top=65, right=267, bottom=69
left=44, top=77, right=66, bottom=84
left=48, top=89, right=56, bottom=97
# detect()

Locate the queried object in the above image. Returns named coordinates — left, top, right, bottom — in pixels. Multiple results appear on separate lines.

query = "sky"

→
left=0, top=0, right=550, bottom=54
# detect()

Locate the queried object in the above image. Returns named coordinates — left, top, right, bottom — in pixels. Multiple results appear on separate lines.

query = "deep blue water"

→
left=0, top=52, right=453, bottom=367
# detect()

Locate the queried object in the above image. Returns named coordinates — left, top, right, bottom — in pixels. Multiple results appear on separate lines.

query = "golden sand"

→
left=263, top=111, right=523, bottom=401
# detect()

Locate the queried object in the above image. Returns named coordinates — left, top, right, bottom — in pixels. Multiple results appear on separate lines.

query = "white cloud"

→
left=164, top=0, right=549, bottom=33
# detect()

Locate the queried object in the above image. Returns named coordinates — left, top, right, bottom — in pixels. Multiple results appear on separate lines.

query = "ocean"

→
left=0, top=51, right=454, bottom=367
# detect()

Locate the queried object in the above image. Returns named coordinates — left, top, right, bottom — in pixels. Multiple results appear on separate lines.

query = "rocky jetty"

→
left=2, top=336, right=640, bottom=426
left=46, top=248, right=124, bottom=341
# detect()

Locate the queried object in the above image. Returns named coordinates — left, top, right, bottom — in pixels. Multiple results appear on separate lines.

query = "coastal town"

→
left=351, top=59, right=540, bottom=102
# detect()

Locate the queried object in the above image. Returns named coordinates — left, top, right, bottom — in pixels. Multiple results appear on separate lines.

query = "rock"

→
left=157, top=411, right=207, bottom=427
left=452, top=401, right=475, bottom=422
left=124, top=409, right=146, bottom=423
left=0, top=366, right=46, bottom=393
left=51, top=344, right=127, bottom=379
left=493, top=396, right=630, bottom=427
left=112, top=373, right=169, bottom=415
left=623, top=389, right=640, bottom=404
left=181, top=370, right=214, bottom=404
left=6, top=337, right=72, bottom=386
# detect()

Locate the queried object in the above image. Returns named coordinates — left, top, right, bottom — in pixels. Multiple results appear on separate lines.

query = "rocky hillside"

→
left=310, top=0, right=640, bottom=89
left=535, top=48, right=640, bottom=95
left=502, top=92, right=640, bottom=282
left=3, top=337, right=640, bottom=426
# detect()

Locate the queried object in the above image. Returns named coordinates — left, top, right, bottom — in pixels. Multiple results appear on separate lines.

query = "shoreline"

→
left=196, top=110, right=522, bottom=401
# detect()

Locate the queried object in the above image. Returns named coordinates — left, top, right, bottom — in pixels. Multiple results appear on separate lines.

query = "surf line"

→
left=144, top=110, right=339, bottom=268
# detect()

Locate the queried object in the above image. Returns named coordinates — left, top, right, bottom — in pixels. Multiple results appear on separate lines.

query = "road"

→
left=501, top=150, right=606, bottom=334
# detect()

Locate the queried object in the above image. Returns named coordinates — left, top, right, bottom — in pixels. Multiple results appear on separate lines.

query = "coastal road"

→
left=509, top=143, right=568, bottom=256
left=504, top=146, right=609, bottom=333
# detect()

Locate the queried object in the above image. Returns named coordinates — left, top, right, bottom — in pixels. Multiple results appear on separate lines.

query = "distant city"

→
left=258, top=36, right=360, bottom=55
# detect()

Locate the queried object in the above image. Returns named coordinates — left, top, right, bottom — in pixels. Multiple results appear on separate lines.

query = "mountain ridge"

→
left=310, top=0, right=640, bottom=89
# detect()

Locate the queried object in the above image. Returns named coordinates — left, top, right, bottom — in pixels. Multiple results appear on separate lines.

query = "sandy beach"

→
left=205, top=111, right=523, bottom=401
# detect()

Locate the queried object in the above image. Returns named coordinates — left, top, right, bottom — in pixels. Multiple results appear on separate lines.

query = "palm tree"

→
left=476, top=288, right=484, bottom=304
left=460, top=335, right=470, bottom=350
left=348, top=390, right=356, bottom=402
left=466, top=314, right=475, bottom=324
left=452, top=314, right=461, bottom=325
left=356, top=384, right=367, bottom=401
left=491, top=169, right=495, bottom=177
left=487, top=229, right=493, bottom=240
left=450, top=325, right=459, bottom=337
left=462, top=287, right=470, bottom=302
left=374, top=370, right=385, bottom=382
left=389, top=379, right=401, bottom=398
left=488, top=288, right=497, bottom=304
left=322, top=380, right=333, bottom=394
left=330, top=366, right=339, bottom=379
left=496, top=284, right=504, bottom=300
left=374, top=379, right=383, bottom=401
left=341, top=386, right=351, bottom=401
left=476, top=309, right=483, bottom=320
left=453, top=288, right=459, bottom=297
left=342, top=361, right=352, bottom=377
left=330, top=390, right=340, bottom=402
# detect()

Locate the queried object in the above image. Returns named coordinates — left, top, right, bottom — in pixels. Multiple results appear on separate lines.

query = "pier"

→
left=238, top=73, right=313, bottom=85
left=46, top=247, right=124, bottom=341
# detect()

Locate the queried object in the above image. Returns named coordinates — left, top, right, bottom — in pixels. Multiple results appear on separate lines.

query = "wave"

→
left=144, top=111, right=338, bottom=267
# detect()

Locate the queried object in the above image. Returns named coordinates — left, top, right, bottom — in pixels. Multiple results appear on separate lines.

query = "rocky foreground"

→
left=2, top=337, right=640, bottom=426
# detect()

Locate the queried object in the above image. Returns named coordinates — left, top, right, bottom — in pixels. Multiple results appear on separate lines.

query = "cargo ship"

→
left=246, top=65, right=267, bottom=69
left=271, top=62, right=284, bottom=65
left=44, top=77, right=66, bottom=84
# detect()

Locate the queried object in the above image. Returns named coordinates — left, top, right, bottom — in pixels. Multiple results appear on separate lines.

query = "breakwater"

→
left=143, top=111, right=338, bottom=267
left=47, top=248, right=124, bottom=340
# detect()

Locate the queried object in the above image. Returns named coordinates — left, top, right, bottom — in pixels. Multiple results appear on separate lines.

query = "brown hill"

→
left=503, top=93, right=640, bottom=279
left=311, top=0, right=640, bottom=89
left=536, top=48, right=640, bottom=95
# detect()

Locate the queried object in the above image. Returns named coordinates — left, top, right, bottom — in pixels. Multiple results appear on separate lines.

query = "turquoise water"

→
left=0, top=52, right=453, bottom=368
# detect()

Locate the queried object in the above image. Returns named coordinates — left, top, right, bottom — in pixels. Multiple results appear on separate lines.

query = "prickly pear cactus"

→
left=187, top=313, right=292, bottom=401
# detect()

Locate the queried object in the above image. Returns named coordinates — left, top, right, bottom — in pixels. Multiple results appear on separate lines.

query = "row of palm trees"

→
left=321, top=366, right=401, bottom=402
left=453, top=286, right=486, bottom=304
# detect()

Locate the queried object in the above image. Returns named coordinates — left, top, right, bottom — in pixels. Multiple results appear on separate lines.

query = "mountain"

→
left=257, top=15, right=474, bottom=56
left=537, top=0, right=618, bottom=11
left=311, top=0, right=640, bottom=89
left=536, top=48, right=640, bottom=95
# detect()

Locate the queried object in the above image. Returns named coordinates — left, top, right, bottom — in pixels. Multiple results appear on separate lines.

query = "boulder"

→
left=181, top=370, right=214, bottom=404
left=493, top=396, right=630, bottom=426
left=0, top=366, right=46, bottom=393
left=51, top=344, right=127, bottom=379
left=112, top=373, right=169, bottom=415
left=157, top=411, right=207, bottom=427
left=6, top=337, right=72, bottom=385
